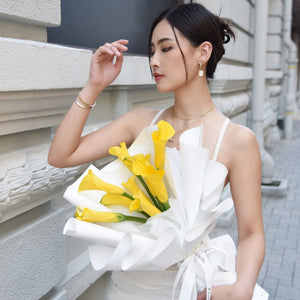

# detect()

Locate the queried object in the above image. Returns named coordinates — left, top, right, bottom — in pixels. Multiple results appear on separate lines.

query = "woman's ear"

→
left=197, top=41, right=213, bottom=64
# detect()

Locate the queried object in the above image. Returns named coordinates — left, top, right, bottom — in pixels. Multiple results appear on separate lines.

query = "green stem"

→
left=122, top=215, right=147, bottom=223
left=163, top=202, right=170, bottom=210
left=136, top=175, right=161, bottom=210
left=154, top=196, right=163, bottom=211
left=141, top=211, right=151, bottom=218
left=155, top=196, right=169, bottom=211
left=122, top=192, right=135, bottom=200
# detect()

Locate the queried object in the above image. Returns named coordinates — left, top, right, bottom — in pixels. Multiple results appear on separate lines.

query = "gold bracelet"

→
left=75, top=94, right=96, bottom=109
left=75, top=98, right=90, bottom=109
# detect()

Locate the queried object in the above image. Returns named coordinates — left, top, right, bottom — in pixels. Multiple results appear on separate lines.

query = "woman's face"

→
left=150, top=19, right=198, bottom=93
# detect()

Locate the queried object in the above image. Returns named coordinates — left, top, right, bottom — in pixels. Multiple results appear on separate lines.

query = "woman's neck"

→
left=173, top=78, right=213, bottom=118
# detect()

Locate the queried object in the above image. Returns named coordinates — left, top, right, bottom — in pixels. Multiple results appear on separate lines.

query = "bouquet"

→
left=63, top=121, right=268, bottom=300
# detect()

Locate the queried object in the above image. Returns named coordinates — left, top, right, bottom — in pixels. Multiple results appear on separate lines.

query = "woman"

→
left=48, top=3, right=266, bottom=299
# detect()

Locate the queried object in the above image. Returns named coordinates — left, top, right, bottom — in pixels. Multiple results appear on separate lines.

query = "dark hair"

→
left=148, top=3, right=235, bottom=79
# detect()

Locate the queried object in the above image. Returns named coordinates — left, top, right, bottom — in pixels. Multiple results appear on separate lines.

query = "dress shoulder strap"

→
left=149, top=107, right=168, bottom=126
left=212, top=117, right=230, bottom=161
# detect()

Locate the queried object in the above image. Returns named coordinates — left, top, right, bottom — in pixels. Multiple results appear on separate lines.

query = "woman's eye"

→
left=162, top=47, right=172, bottom=52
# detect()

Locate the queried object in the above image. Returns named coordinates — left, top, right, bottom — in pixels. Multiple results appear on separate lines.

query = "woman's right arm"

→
left=48, top=40, right=131, bottom=168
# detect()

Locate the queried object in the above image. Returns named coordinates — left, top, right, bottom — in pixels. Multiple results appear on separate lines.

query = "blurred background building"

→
left=0, top=0, right=299, bottom=299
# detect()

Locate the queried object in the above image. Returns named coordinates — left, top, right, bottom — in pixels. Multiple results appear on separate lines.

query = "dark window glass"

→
left=47, top=0, right=179, bottom=55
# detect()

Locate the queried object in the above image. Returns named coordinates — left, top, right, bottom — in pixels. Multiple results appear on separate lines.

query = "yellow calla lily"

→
left=132, top=196, right=161, bottom=216
left=75, top=208, right=147, bottom=223
left=122, top=176, right=151, bottom=204
left=132, top=155, right=169, bottom=204
left=123, top=154, right=144, bottom=170
left=78, top=169, right=123, bottom=194
left=123, top=176, right=161, bottom=216
left=152, top=120, right=175, bottom=169
left=109, top=142, right=143, bottom=171
left=75, top=208, right=123, bottom=222
left=106, top=131, right=171, bottom=213
left=100, top=193, right=133, bottom=208
left=130, top=198, right=141, bottom=211
left=100, top=191, right=150, bottom=218
left=109, top=142, right=130, bottom=161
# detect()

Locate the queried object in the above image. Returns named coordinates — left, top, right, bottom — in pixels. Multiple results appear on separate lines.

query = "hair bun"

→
left=223, top=32, right=231, bottom=44
left=220, top=19, right=235, bottom=44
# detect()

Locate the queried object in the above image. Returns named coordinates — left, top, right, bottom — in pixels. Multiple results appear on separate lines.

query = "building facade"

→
left=0, top=0, right=297, bottom=299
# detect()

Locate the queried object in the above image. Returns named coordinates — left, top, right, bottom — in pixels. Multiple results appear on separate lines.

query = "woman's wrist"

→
left=75, top=94, right=96, bottom=109
left=80, top=81, right=105, bottom=105
left=80, top=81, right=105, bottom=99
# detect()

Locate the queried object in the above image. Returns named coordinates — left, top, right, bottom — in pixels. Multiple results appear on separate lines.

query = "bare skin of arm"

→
left=197, top=124, right=265, bottom=300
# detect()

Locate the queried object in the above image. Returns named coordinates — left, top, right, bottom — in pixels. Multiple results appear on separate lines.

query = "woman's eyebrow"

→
left=151, top=38, right=174, bottom=46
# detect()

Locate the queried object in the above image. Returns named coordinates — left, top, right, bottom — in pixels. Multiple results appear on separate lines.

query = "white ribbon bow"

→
left=173, top=239, right=229, bottom=300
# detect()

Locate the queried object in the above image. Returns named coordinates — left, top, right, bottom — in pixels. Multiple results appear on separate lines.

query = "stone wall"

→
left=197, top=0, right=254, bottom=126
left=266, top=0, right=284, bottom=145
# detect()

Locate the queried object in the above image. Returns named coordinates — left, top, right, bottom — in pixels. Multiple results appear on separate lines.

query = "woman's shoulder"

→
left=123, top=106, right=160, bottom=137
left=227, top=121, right=258, bottom=150
left=127, top=106, right=160, bottom=124
left=211, top=111, right=258, bottom=152
left=225, top=121, right=260, bottom=167
left=130, top=106, right=159, bottom=116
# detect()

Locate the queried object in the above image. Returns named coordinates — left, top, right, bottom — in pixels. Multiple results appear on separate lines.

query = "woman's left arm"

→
left=228, top=126, right=265, bottom=298
left=198, top=125, right=266, bottom=300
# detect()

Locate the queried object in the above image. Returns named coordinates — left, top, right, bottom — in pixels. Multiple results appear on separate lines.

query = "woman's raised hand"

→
left=87, top=39, right=129, bottom=93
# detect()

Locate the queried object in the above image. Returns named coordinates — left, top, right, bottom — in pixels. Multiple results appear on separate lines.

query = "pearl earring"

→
left=199, top=63, right=204, bottom=77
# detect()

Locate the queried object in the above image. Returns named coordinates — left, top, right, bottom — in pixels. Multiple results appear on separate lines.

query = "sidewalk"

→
left=259, top=116, right=300, bottom=300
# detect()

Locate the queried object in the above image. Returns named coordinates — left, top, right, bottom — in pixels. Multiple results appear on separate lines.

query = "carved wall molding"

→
left=213, top=92, right=250, bottom=118
left=0, top=141, right=113, bottom=224
left=209, top=64, right=253, bottom=94
left=0, top=89, right=81, bottom=136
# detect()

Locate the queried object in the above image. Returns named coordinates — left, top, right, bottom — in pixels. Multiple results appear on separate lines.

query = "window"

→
left=47, top=0, right=179, bottom=55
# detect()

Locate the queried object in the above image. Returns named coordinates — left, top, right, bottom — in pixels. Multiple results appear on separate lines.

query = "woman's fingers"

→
left=103, top=43, right=120, bottom=56
left=109, top=41, right=129, bottom=56
left=113, top=39, right=129, bottom=46
left=97, top=45, right=114, bottom=57
left=96, top=40, right=129, bottom=58
left=113, top=51, right=124, bottom=69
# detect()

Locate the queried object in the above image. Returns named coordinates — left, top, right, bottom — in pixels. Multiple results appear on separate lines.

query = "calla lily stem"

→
left=122, top=215, right=147, bottom=223
left=156, top=196, right=170, bottom=210
left=122, top=192, right=135, bottom=200
left=137, top=175, right=164, bottom=211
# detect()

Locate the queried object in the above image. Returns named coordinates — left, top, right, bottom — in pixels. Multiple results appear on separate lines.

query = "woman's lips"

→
left=154, top=73, right=164, bottom=81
